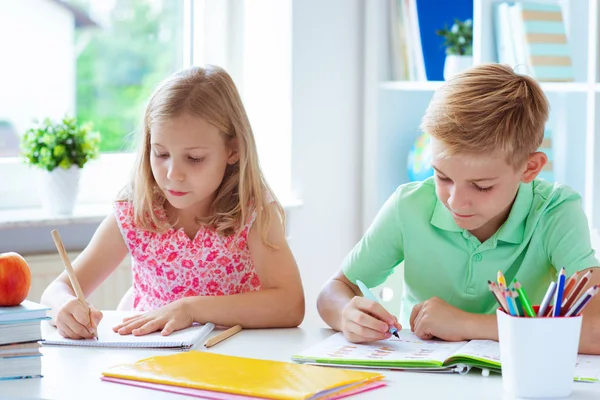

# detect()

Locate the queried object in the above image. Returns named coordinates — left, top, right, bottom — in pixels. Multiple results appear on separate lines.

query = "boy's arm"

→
left=317, top=189, right=405, bottom=340
left=575, top=267, right=600, bottom=354
left=542, top=198, right=600, bottom=354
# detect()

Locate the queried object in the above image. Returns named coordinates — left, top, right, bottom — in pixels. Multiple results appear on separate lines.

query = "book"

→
left=509, top=1, right=573, bottom=81
left=0, top=321, right=43, bottom=346
left=292, top=331, right=600, bottom=382
left=0, top=354, right=42, bottom=380
left=102, top=351, right=385, bottom=400
left=0, top=342, right=41, bottom=358
left=41, top=311, right=215, bottom=350
left=0, top=300, right=50, bottom=323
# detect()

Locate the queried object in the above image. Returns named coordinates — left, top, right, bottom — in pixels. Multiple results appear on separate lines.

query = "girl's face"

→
left=149, top=113, right=237, bottom=216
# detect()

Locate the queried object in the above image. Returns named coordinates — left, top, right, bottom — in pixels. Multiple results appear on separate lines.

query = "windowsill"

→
left=0, top=204, right=113, bottom=230
left=0, top=197, right=303, bottom=230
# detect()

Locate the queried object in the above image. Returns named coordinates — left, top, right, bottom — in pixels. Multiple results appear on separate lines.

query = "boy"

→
left=317, top=64, right=600, bottom=354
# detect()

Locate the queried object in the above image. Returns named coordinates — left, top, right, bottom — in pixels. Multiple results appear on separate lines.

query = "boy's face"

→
left=430, top=139, right=528, bottom=234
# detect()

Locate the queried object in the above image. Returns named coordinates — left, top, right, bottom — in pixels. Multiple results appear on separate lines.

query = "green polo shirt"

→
left=342, top=177, right=599, bottom=326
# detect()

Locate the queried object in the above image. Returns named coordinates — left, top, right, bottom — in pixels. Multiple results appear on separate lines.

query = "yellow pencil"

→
left=204, top=325, right=242, bottom=348
left=51, top=229, right=98, bottom=339
left=497, top=271, right=507, bottom=288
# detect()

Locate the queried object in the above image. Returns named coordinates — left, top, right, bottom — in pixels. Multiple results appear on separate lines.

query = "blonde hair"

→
left=420, top=63, right=549, bottom=167
left=119, top=65, right=283, bottom=246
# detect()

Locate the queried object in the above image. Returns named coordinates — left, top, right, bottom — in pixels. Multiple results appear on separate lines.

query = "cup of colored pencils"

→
left=491, top=269, right=597, bottom=398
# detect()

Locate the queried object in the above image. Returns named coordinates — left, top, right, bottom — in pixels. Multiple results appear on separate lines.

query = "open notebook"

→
left=41, top=311, right=214, bottom=351
left=293, top=331, right=600, bottom=382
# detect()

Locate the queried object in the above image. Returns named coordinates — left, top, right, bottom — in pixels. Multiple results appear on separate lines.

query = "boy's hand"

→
left=113, top=298, right=194, bottom=336
left=410, top=297, right=472, bottom=341
left=340, top=296, right=402, bottom=343
left=55, top=298, right=102, bottom=339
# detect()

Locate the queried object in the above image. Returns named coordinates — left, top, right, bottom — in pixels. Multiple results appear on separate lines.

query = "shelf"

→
left=379, top=81, right=443, bottom=91
left=538, top=82, right=590, bottom=93
left=380, top=80, right=591, bottom=93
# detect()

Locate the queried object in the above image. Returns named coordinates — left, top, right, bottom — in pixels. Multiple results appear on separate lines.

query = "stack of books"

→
left=0, top=300, right=49, bottom=380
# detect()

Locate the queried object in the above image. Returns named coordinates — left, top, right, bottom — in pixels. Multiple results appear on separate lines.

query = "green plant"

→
left=21, top=116, right=100, bottom=172
left=436, top=19, right=473, bottom=56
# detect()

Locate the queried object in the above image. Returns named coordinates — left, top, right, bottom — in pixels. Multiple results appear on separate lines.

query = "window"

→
left=0, top=0, right=292, bottom=211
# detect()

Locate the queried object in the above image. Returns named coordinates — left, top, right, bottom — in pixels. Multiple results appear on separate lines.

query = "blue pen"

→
left=355, top=279, right=400, bottom=338
left=553, top=268, right=566, bottom=317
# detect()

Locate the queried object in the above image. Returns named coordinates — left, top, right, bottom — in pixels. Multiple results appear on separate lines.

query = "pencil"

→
left=504, top=289, right=517, bottom=316
left=514, top=281, right=535, bottom=317
left=565, top=285, right=599, bottom=317
left=497, top=271, right=507, bottom=289
left=51, top=229, right=98, bottom=339
left=562, top=270, right=593, bottom=314
left=488, top=281, right=509, bottom=313
left=204, top=324, right=242, bottom=348
left=512, top=289, right=524, bottom=317
left=562, top=271, right=579, bottom=305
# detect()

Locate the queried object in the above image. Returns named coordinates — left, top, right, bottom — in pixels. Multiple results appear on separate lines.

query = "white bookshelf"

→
left=362, top=0, right=600, bottom=233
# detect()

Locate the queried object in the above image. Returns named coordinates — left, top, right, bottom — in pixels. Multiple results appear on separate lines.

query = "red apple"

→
left=0, top=252, right=32, bottom=306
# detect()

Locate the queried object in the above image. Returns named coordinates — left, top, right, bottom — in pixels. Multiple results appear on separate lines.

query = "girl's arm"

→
left=114, top=204, right=305, bottom=335
left=41, top=213, right=129, bottom=320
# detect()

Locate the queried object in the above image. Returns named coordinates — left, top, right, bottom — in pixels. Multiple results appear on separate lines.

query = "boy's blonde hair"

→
left=120, top=65, right=283, bottom=246
left=420, top=63, right=549, bottom=167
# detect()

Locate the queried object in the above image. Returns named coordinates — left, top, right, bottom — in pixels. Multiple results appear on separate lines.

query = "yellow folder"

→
left=102, top=351, right=384, bottom=399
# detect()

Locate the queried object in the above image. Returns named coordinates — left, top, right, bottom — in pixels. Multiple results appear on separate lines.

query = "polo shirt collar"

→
left=430, top=198, right=462, bottom=232
left=496, top=181, right=533, bottom=244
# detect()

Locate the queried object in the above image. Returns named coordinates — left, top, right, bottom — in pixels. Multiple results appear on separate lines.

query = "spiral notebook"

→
left=41, top=311, right=215, bottom=350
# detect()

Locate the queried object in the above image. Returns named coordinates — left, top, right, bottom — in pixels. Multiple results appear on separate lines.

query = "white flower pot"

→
left=443, top=55, right=473, bottom=80
left=38, top=165, right=81, bottom=215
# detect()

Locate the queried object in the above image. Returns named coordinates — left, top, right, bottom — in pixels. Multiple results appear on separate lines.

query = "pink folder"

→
left=100, top=376, right=386, bottom=399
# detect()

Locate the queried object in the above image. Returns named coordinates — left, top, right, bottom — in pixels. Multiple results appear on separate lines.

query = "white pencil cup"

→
left=497, top=307, right=582, bottom=398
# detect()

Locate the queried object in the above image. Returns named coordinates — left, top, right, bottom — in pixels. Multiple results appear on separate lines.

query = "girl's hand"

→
left=112, top=299, right=194, bottom=336
left=410, top=297, right=473, bottom=341
left=340, top=296, right=402, bottom=343
left=55, top=298, right=102, bottom=339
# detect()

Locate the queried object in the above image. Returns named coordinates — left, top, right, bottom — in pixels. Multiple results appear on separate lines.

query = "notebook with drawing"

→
left=41, top=311, right=214, bottom=350
left=293, top=331, right=600, bottom=382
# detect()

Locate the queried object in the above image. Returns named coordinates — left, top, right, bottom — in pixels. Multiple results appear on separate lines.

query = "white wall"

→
left=0, top=0, right=75, bottom=135
left=289, top=0, right=364, bottom=326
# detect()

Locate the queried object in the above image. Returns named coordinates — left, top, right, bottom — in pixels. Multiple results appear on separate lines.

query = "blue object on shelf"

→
left=407, top=131, right=434, bottom=182
left=415, top=0, right=473, bottom=81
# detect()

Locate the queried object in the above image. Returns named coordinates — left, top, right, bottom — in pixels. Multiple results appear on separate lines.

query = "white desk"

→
left=1, top=324, right=599, bottom=400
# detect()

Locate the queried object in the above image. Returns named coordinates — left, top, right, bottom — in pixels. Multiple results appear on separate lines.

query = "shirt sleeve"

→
left=342, top=188, right=405, bottom=288
left=542, top=196, right=600, bottom=277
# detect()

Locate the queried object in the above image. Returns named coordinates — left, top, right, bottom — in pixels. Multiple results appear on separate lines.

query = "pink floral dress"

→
left=113, top=202, right=261, bottom=311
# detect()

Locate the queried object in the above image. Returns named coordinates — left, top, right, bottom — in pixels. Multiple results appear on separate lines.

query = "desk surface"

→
left=1, top=323, right=599, bottom=400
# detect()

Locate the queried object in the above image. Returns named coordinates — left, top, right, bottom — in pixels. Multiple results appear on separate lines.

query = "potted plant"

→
left=21, top=116, right=100, bottom=215
left=436, top=18, right=473, bottom=80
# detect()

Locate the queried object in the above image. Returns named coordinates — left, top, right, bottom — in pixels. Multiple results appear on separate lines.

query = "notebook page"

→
left=42, top=311, right=214, bottom=349
left=446, top=339, right=501, bottom=367
left=574, top=355, right=600, bottom=382
left=293, top=331, right=467, bottom=367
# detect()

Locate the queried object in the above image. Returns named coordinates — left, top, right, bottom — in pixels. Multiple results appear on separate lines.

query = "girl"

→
left=41, top=66, right=305, bottom=339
